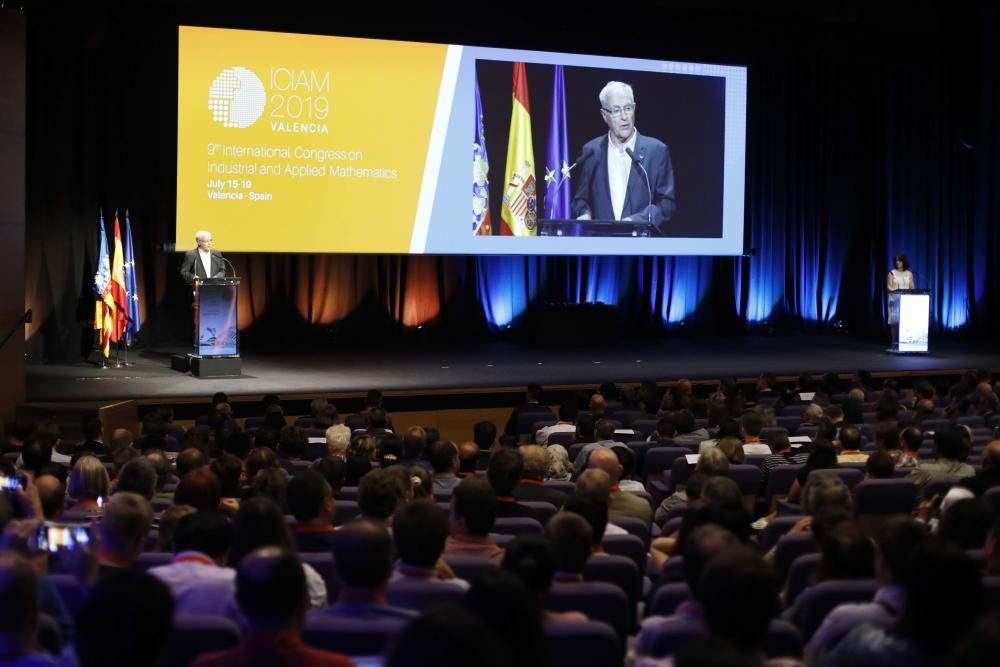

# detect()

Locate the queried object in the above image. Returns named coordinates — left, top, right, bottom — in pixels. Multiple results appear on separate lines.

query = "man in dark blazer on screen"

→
left=571, top=81, right=676, bottom=234
left=180, top=230, right=226, bottom=286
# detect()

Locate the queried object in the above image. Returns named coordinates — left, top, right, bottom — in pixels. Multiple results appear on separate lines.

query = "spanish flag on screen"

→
left=500, top=62, right=537, bottom=236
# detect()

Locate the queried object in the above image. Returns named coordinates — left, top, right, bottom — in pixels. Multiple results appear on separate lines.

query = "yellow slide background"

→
left=176, top=27, right=447, bottom=253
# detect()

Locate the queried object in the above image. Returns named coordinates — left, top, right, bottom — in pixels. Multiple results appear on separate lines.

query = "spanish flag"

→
left=500, top=62, right=537, bottom=236
left=109, top=215, right=129, bottom=343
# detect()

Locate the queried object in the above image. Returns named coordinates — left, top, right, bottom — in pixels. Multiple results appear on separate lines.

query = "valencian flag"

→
left=109, top=214, right=129, bottom=343
left=473, top=72, right=492, bottom=236
left=544, top=65, right=571, bottom=219
left=123, top=213, right=142, bottom=343
left=500, top=62, right=537, bottom=236
left=92, top=214, right=114, bottom=358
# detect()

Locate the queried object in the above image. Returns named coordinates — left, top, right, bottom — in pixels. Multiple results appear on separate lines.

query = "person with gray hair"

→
left=571, top=80, right=676, bottom=233
left=180, top=230, right=226, bottom=285
left=513, top=445, right=568, bottom=507
left=801, top=471, right=853, bottom=516
left=324, top=424, right=351, bottom=458
left=653, top=447, right=729, bottom=524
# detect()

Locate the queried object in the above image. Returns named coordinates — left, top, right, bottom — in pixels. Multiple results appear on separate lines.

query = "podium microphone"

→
left=217, top=254, right=237, bottom=278
left=625, top=147, right=653, bottom=225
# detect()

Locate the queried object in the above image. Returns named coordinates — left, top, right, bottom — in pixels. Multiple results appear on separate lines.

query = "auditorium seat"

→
left=763, top=465, right=804, bottom=509
left=667, top=456, right=696, bottom=493
left=647, top=581, right=691, bottom=617
left=386, top=579, right=465, bottom=612
left=545, top=581, right=629, bottom=646
left=547, top=431, right=575, bottom=447
left=530, top=419, right=558, bottom=443
left=760, top=516, right=809, bottom=552
left=773, top=532, right=817, bottom=580
left=299, top=552, right=338, bottom=602
left=492, top=517, right=544, bottom=537
left=637, top=616, right=803, bottom=659
left=854, top=479, right=917, bottom=534
left=984, top=486, right=1000, bottom=514
left=632, top=419, right=661, bottom=439
left=134, top=552, right=173, bottom=572
left=441, top=554, right=499, bottom=583
left=807, top=467, right=863, bottom=490
left=727, top=464, right=764, bottom=513
left=164, top=614, right=241, bottom=667
left=921, top=475, right=962, bottom=500
left=793, top=579, right=878, bottom=639
left=45, top=574, right=87, bottom=618
left=303, top=616, right=405, bottom=655
left=608, top=515, right=650, bottom=546
left=642, top=447, right=692, bottom=486
left=784, top=553, right=822, bottom=608
left=957, top=416, right=985, bottom=429
left=584, top=554, right=641, bottom=629
left=516, top=408, right=556, bottom=437
left=602, top=533, right=647, bottom=578
left=333, top=500, right=360, bottom=525
left=520, top=501, right=558, bottom=525
left=544, top=620, right=623, bottom=667
left=336, top=486, right=359, bottom=501
left=775, top=416, right=801, bottom=435
left=543, top=480, right=575, bottom=495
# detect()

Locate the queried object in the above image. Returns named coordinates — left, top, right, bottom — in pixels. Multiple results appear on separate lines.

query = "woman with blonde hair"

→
left=68, top=455, right=109, bottom=511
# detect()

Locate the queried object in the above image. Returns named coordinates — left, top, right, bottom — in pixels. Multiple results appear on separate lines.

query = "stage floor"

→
left=25, top=335, right=1000, bottom=404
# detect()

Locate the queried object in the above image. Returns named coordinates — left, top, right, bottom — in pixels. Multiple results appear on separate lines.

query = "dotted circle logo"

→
left=208, top=67, right=266, bottom=128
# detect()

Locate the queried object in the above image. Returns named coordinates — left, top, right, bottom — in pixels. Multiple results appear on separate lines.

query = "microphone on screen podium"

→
left=217, top=254, right=237, bottom=278
left=624, top=147, right=653, bottom=225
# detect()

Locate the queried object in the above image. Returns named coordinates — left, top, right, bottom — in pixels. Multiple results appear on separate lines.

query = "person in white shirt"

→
left=535, top=401, right=579, bottom=446
left=179, top=230, right=226, bottom=286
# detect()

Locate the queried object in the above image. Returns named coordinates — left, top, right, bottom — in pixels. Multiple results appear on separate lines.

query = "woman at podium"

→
left=887, top=253, right=914, bottom=343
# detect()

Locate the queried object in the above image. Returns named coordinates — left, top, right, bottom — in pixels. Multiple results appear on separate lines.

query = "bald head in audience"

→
left=587, top=447, right=623, bottom=485
left=35, top=474, right=65, bottom=520
left=589, top=393, right=607, bottom=417
left=983, top=440, right=1000, bottom=470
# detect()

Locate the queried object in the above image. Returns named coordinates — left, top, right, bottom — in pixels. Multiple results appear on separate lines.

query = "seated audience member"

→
left=142, top=450, right=172, bottom=498
left=176, top=447, right=207, bottom=479
left=589, top=392, right=608, bottom=419
left=74, top=568, right=174, bottom=667
left=409, top=466, right=432, bottom=500
left=698, top=547, right=782, bottom=659
left=246, top=447, right=278, bottom=480
left=740, top=411, right=765, bottom=446
left=908, top=427, right=976, bottom=490
left=378, top=435, right=403, bottom=469
left=97, top=492, right=153, bottom=574
left=35, top=474, right=65, bottom=520
left=323, top=424, right=351, bottom=459
left=874, top=421, right=902, bottom=463
left=503, top=533, right=587, bottom=622
left=587, top=447, right=652, bottom=525
left=385, top=604, right=506, bottom=667
left=74, top=414, right=112, bottom=462
left=937, top=498, right=995, bottom=551
left=457, top=441, right=480, bottom=477
left=960, top=439, right=1000, bottom=497
left=898, top=426, right=923, bottom=467
left=514, top=446, right=568, bottom=507
left=358, top=467, right=405, bottom=526
left=637, top=525, right=741, bottom=655
left=670, top=409, right=711, bottom=449
left=312, top=402, right=338, bottom=430
left=573, top=414, right=597, bottom=446
left=111, top=447, right=140, bottom=482
left=287, top=471, right=337, bottom=552
left=474, top=420, right=500, bottom=454
left=807, top=519, right=929, bottom=661
left=489, top=448, right=534, bottom=518
left=192, top=547, right=353, bottom=667
left=825, top=543, right=983, bottom=667
left=277, top=426, right=308, bottom=461
left=392, top=500, right=469, bottom=589
left=400, top=426, right=429, bottom=469
left=545, top=511, right=594, bottom=582
left=614, top=447, right=646, bottom=493
left=825, top=404, right=845, bottom=426
left=573, top=418, right=629, bottom=475
left=157, top=505, right=196, bottom=553
left=573, top=469, right=628, bottom=537
left=221, top=431, right=251, bottom=463
left=536, top=401, right=579, bottom=446
left=836, top=424, right=867, bottom=463
left=444, top=476, right=504, bottom=561
left=230, top=497, right=326, bottom=608
left=365, top=407, right=393, bottom=441
left=800, top=403, right=824, bottom=427
left=714, top=435, right=746, bottom=464
left=654, top=447, right=729, bottom=524
left=311, top=456, right=346, bottom=497
left=0, top=552, right=63, bottom=666
left=865, top=450, right=896, bottom=479
left=314, top=520, right=415, bottom=620
left=174, top=467, right=223, bottom=512
left=429, top=440, right=461, bottom=494
left=247, top=467, right=289, bottom=513
left=114, top=458, right=157, bottom=500
left=253, top=425, right=281, bottom=451
left=67, top=455, right=110, bottom=512
left=462, top=570, right=547, bottom=667
left=786, top=439, right=838, bottom=503
left=148, top=510, right=239, bottom=618
left=649, top=416, right=677, bottom=445
left=759, top=431, right=809, bottom=479
left=504, top=384, right=545, bottom=438
left=211, top=454, right=244, bottom=500
left=20, top=434, right=53, bottom=477
left=546, top=445, right=572, bottom=481
left=344, top=435, right=376, bottom=486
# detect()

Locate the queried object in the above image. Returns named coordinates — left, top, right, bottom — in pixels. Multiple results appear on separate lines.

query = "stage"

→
left=25, top=335, right=1000, bottom=405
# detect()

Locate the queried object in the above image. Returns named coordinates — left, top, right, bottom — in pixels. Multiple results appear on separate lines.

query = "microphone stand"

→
left=625, top=147, right=653, bottom=234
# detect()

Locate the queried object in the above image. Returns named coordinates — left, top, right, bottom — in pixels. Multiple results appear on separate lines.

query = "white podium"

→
left=892, top=289, right=931, bottom=354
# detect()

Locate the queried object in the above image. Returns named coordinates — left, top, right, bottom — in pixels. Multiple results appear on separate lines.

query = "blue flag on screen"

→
left=473, top=72, right=492, bottom=236
left=544, top=65, right=570, bottom=219
left=123, top=214, right=142, bottom=343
